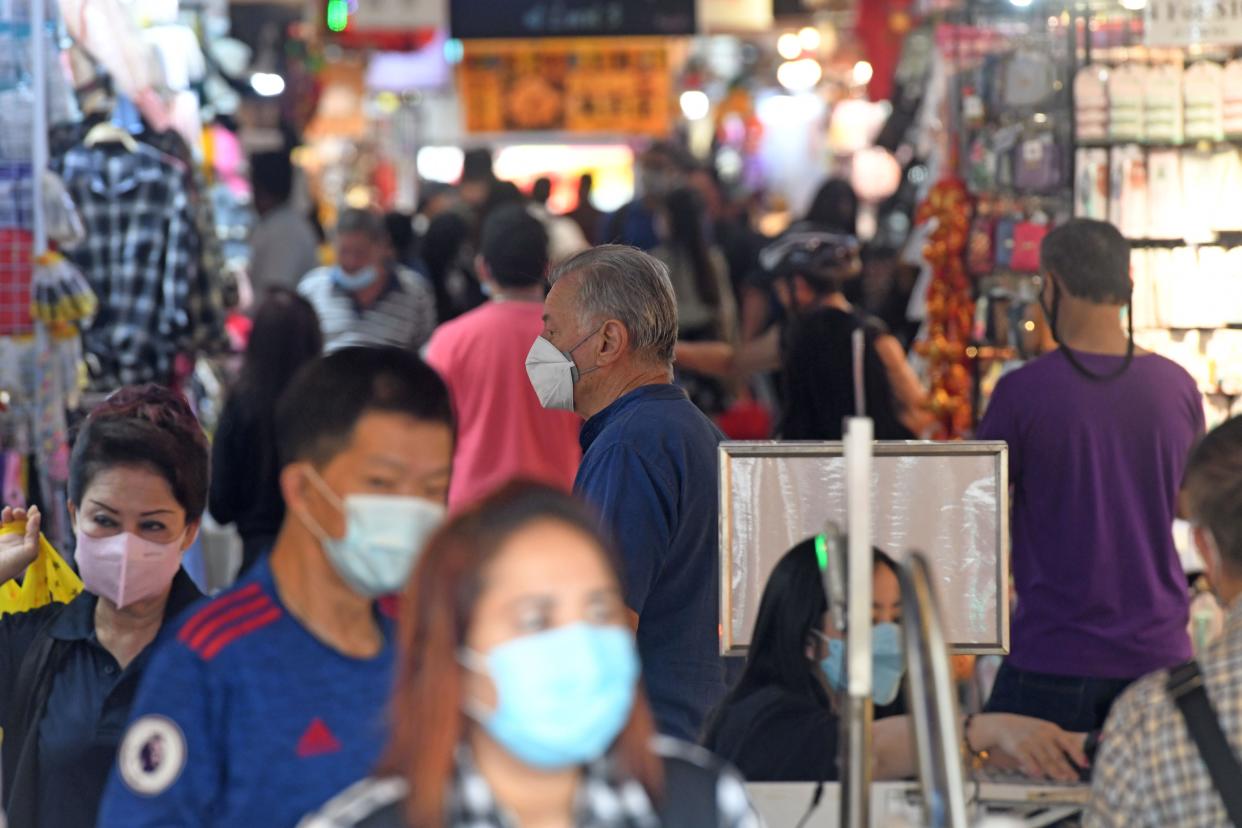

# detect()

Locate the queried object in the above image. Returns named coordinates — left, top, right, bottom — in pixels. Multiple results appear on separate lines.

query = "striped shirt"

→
left=299, top=265, right=437, bottom=353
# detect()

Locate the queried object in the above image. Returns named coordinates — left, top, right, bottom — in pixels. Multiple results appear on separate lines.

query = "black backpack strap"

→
left=1168, top=660, right=1242, bottom=825
left=2, top=610, right=63, bottom=824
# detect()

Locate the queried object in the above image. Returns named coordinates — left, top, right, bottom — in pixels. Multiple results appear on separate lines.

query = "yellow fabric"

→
left=0, top=520, right=83, bottom=616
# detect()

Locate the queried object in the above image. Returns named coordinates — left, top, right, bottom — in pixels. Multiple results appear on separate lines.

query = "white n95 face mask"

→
left=524, top=329, right=601, bottom=412
left=525, top=337, right=578, bottom=411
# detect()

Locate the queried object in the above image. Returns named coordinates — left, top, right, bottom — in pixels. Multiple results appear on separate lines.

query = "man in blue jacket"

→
left=528, top=244, right=726, bottom=739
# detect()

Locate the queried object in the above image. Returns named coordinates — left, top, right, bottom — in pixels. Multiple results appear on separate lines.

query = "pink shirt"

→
left=425, top=301, right=581, bottom=510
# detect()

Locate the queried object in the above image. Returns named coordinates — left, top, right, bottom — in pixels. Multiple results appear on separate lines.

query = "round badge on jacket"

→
left=118, top=715, right=187, bottom=796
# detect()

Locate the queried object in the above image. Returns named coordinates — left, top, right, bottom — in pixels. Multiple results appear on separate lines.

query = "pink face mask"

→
left=76, top=530, right=186, bottom=609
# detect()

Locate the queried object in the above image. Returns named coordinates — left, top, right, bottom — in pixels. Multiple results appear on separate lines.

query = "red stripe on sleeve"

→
left=178, top=583, right=263, bottom=643
left=186, top=595, right=274, bottom=652
left=199, top=608, right=284, bottom=661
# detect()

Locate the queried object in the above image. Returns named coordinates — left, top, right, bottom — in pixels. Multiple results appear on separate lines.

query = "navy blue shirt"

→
left=0, top=571, right=202, bottom=828
left=575, top=384, right=726, bottom=740
left=98, top=559, right=396, bottom=828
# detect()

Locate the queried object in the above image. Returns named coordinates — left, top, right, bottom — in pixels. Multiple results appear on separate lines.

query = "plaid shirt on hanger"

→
left=1086, top=600, right=1242, bottom=827
left=58, top=141, right=198, bottom=387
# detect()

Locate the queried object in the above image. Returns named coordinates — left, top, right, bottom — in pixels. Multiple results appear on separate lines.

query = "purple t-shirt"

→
left=977, top=351, right=1204, bottom=679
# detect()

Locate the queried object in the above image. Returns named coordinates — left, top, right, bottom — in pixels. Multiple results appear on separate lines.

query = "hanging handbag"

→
left=1013, top=134, right=1063, bottom=194
left=1010, top=221, right=1048, bottom=273
left=966, top=216, right=997, bottom=277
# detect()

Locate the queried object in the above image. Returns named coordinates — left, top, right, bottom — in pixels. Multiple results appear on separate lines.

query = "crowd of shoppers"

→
left=1, top=136, right=1234, bottom=827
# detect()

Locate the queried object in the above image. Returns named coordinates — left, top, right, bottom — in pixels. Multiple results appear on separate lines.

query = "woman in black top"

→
left=702, top=539, right=1090, bottom=784
left=0, top=385, right=208, bottom=827
left=210, top=288, right=322, bottom=574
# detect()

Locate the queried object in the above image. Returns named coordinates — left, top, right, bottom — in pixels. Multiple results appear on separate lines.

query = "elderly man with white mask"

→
left=526, top=245, right=726, bottom=741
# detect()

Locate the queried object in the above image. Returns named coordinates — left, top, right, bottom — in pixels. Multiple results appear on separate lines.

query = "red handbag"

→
left=1010, top=221, right=1048, bottom=273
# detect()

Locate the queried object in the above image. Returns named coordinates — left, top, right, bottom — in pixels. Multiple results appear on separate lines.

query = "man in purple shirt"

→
left=978, top=219, right=1204, bottom=733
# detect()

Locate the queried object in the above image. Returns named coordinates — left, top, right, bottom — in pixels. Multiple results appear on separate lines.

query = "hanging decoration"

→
left=914, top=178, right=974, bottom=439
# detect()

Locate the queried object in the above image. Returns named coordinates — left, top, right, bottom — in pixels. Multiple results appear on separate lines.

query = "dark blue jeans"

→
left=984, top=662, right=1136, bottom=733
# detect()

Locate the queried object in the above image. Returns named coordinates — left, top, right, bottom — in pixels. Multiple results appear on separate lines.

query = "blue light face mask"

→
left=817, top=623, right=906, bottom=706
left=300, top=469, right=445, bottom=598
left=461, top=623, right=639, bottom=769
left=333, top=265, right=379, bottom=291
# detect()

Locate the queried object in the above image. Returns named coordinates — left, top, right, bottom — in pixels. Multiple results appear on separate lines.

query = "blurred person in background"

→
left=568, top=173, right=603, bottom=246
left=458, top=148, right=498, bottom=215
left=530, top=176, right=552, bottom=206
left=652, top=187, right=736, bottom=416
left=302, top=483, right=760, bottom=828
left=299, top=209, right=437, bottom=353
left=0, top=386, right=206, bottom=827
left=420, top=211, right=483, bottom=324
left=100, top=349, right=454, bottom=827
left=674, top=233, right=930, bottom=440
left=247, top=151, right=321, bottom=297
left=383, top=212, right=421, bottom=273
left=687, top=166, right=765, bottom=311
left=425, top=205, right=580, bottom=511
left=703, top=539, right=1088, bottom=784
left=211, top=289, right=323, bottom=575
left=602, top=142, right=690, bottom=250
left=533, top=246, right=727, bottom=740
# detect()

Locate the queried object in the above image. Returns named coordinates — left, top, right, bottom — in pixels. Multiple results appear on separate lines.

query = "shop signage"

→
left=1145, top=0, right=1242, bottom=46
left=457, top=38, right=671, bottom=135
left=449, top=0, right=694, bottom=39
left=349, top=0, right=444, bottom=31
left=698, top=0, right=772, bottom=32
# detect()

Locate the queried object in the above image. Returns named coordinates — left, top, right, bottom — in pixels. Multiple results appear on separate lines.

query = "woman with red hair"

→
left=303, top=482, right=759, bottom=828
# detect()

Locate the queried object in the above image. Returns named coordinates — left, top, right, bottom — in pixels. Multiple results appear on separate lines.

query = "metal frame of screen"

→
left=718, top=441, right=1010, bottom=656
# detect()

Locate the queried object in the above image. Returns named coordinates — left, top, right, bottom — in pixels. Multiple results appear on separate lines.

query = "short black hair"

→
left=1183, top=416, right=1242, bottom=570
left=1040, top=219, right=1132, bottom=304
left=69, top=385, right=210, bottom=521
left=336, top=208, right=386, bottom=242
left=461, top=147, right=495, bottom=182
left=481, top=204, right=548, bottom=288
left=276, top=347, right=455, bottom=468
left=250, top=151, right=294, bottom=203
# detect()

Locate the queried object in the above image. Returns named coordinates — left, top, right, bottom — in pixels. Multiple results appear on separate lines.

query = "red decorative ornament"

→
left=914, top=179, right=975, bottom=439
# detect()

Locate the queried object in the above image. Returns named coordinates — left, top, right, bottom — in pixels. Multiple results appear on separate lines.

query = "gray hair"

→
left=549, top=245, right=678, bottom=365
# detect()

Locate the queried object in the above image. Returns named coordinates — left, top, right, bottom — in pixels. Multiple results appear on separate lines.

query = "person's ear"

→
left=180, top=518, right=203, bottom=552
left=1195, top=525, right=1223, bottom=586
left=67, top=501, right=77, bottom=534
left=474, top=254, right=492, bottom=286
left=595, top=319, right=630, bottom=367
left=280, top=463, right=314, bottom=516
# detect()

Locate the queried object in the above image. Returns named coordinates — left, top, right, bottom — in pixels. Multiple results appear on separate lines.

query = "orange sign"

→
left=458, top=38, right=672, bottom=135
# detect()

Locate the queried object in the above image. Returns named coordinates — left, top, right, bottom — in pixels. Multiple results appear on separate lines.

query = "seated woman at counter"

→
left=0, top=385, right=207, bottom=827
left=702, top=538, right=1087, bottom=784
left=303, top=482, right=760, bottom=828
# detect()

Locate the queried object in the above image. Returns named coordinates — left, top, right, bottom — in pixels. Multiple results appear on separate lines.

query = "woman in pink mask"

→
left=0, top=384, right=208, bottom=828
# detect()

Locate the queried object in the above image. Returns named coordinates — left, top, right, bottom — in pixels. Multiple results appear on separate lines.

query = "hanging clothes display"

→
left=56, top=137, right=201, bottom=388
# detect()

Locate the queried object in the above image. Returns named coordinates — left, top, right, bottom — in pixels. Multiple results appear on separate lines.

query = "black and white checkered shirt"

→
left=58, top=142, right=198, bottom=386
left=301, top=739, right=761, bottom=828
left=298, top=265, right=437, bottom=354
left=1086, top=601, right=1242, bottom=827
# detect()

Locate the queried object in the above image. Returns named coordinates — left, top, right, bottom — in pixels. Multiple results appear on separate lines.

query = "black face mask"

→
left=1039, top=278, right=1135, bottom=382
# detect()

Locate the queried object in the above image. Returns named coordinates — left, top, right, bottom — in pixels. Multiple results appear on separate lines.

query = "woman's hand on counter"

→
left=973, top=713, right=1088, bottom=783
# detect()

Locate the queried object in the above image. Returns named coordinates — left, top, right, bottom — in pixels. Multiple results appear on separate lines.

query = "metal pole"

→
left=30, top=0, right=46, bottom=257
left=841, top=416, right=874, bottom=828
